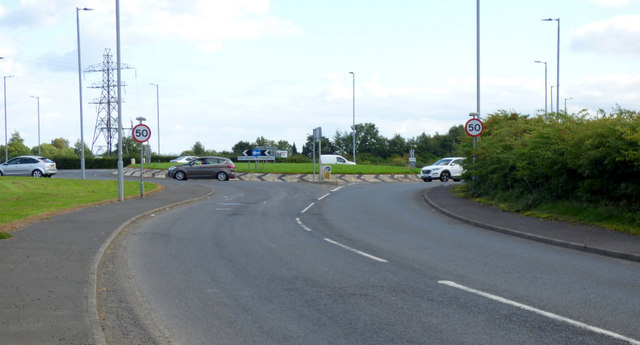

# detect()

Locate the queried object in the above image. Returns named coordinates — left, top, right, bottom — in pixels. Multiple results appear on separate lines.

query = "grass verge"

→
left=135, top=162, right=420, bottom=175
left=453, top=185, right=640, bottom=236
left=0, top=177, right=159, bottom=235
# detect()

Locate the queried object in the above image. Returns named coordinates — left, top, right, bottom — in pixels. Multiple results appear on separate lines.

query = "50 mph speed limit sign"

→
left=132, top=124, right=152, bottom=143
left=465, top=118, right=484, bottom=137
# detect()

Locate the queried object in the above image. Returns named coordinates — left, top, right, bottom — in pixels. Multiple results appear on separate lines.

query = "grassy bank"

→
left=0, top=177, right=158, bottom=236
left=454, top=185, right=640, bottom=236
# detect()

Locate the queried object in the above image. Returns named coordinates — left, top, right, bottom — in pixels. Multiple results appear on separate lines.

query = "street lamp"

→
left=30, top=96, right=40, bottom=155
left=149, top=83, right=160, bottom=156
left=534, top=60, right=548, bottom=115
left=542, top=18, right=560, bottom=116
left=550, top=85, right=554, bottom=114
left=564, top=97, right=573, bottom=114
left=76, top=7, right=93, bottom=179
left=349, top=72, right=355, bottom=164
left=3, top=75, right=13, bottom=164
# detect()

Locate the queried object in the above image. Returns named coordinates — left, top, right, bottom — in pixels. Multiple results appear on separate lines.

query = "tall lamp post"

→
left=30, top=96, right=40, bottom=155
left=534, top=60, right=548, bottom=115
left=116, top=0, right=124, bottom=201
left=550, top=85, right=554, bottom=113
left=349, top=72, right=355, bottom=164
left=564, top=97, right=573, bottom=114
left=4, top=75, right=13, bottom=164
left=149, top=83, right=160, bottom=156
left=542, top=18, right=560, bottom=116
left=76, top=7, right=93, bottom=179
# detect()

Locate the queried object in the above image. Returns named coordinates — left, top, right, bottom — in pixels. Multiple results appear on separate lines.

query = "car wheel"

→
left=175, top=171, right=187, bottom=181
left=32, top=170, right=44, bottom=178
left=217, top=172, right=228, bottom=181
left=440, top=171, right=450, bottom=182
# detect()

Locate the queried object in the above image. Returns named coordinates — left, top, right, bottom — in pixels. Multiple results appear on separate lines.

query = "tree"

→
left=74, top=140, right=94, bottom=158
left=301, top=134, right=336, bottom=158
left=51, top=137, right=70, bottom=150
left=276, top=140, right=291, bottom=153
left=7, top=131, right=30, bottom=159
left=387, top=134, right=408, bottom=157
left=255, top=136, right=276, bottom=148
left=192, top=141, right=206, bottom=155
left=120, top=136, right=140, bottom=156
left=355, top=122, right=389, bottom=158
left=232, top=141, right=252, bottom=155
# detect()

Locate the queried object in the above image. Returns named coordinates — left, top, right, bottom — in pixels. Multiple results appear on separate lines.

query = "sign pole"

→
left=133, top=117, right=151, bottom=199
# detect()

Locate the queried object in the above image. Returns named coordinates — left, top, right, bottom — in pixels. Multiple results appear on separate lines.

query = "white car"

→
left=170, top=155, right=197, bottom=164
left=420, top=157, right=465, bottom=182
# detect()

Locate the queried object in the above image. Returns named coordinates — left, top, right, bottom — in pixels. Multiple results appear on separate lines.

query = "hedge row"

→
left=464, top=109, right=640, bottom=210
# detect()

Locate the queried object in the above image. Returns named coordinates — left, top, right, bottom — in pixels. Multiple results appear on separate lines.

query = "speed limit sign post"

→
left=132, top=123, right=152, bottom=143
left=465, top=118, right=484, bottom=137
left=132, top=121, right=151, bottom=199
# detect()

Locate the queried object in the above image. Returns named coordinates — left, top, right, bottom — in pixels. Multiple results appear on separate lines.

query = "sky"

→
left=1, top=0, right=640, bottom=156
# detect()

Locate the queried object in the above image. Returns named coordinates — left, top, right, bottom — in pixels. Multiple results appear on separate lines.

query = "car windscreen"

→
left=434, top=159, right=452, bottom=166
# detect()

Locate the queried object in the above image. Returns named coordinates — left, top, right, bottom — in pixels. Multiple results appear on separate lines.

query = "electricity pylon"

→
left=85, top=48, right=134, bottom=155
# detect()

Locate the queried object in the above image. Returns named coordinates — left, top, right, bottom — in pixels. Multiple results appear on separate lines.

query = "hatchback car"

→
left=167, top=156, right=236, bottom=181
left=0, top=155, right=57, bottom=177
left=420, top=157, right=464, bottom=182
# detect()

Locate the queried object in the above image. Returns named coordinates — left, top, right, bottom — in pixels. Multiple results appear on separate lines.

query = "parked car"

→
left=0, top=155, right=57, bottom=177
left=420, top=157, right=464, bottom=182
left=320, top=154, right=356, bottom=165
left=170, top=155, right=198, bottom=163
left=167, top=156, right=236, bottom=181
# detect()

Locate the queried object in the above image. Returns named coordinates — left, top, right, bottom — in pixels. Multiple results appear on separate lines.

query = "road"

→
left=103, top=179, right=640, bottom=344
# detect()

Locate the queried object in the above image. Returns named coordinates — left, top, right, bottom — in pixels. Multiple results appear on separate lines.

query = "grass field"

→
left=0, top=177, right=158, bottom=237
left=136, top=162, right=421, bottom=175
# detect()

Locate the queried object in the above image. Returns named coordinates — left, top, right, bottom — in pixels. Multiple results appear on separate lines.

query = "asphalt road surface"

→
left=107, top=180, right=640, bottom=345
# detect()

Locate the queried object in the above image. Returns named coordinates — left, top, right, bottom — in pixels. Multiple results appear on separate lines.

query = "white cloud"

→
left=588, top=0, right=639, bottom=7
left=571, top=15, right=640, bottom=56
left=124, top=0, right=303, bottom=48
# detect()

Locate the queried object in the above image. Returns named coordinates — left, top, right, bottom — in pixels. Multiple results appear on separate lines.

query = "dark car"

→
left=0, top=155, right=57, bottom=177
left=167, top=156, right=236, bottom=181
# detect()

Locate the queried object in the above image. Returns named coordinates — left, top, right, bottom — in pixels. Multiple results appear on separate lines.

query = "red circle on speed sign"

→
left=465, top=118, right=484, bottom=137
left=132, top=124, right=151, bottom=143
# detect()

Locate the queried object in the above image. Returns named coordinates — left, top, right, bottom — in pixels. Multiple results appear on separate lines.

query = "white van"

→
left=320, top=154, right=356, bottom=165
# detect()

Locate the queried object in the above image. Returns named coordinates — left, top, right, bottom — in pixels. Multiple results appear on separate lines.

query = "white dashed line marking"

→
left=324, top=238, right=388, bottom=263
left=295, top=217, right=312, bottom=232
left=300, top=202, right=315, bottom=214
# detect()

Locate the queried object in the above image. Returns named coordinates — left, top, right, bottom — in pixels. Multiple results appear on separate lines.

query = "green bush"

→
left=463, top=109, right=640, bottom=211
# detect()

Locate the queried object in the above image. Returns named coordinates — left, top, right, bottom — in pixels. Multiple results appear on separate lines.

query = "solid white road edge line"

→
left=324, top=238, right=388, bottom=263
left=300, top=202, right=315, bottom=214
left=295, top=217, right=312, bottom=232
left=438, top=280, right=640, bottom=345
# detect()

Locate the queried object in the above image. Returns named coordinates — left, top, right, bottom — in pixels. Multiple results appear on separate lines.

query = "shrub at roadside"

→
left=462, top=109, right=640, bottom=226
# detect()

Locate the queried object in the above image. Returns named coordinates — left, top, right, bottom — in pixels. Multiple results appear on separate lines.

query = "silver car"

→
left=0, top=155, right=58, bottom=177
